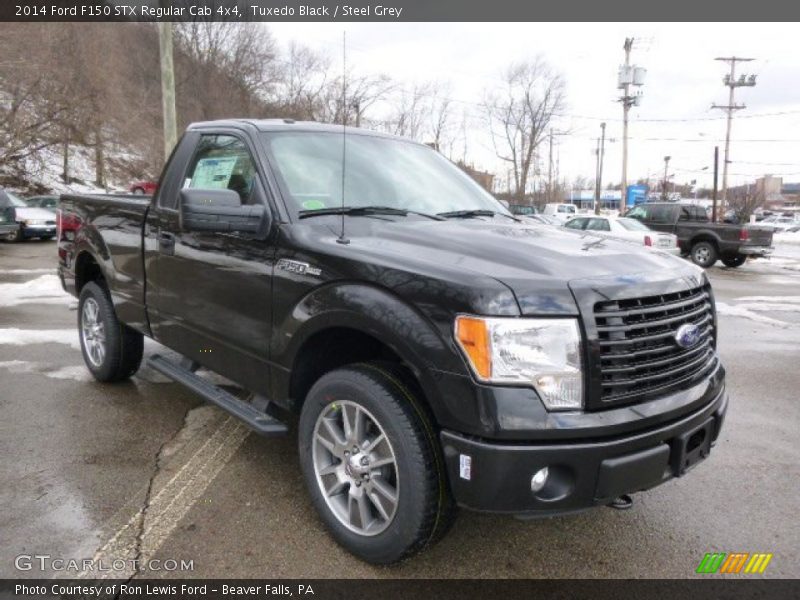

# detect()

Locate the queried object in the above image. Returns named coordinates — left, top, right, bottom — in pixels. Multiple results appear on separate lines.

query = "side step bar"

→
left=147, top=354, right=288, bottom=437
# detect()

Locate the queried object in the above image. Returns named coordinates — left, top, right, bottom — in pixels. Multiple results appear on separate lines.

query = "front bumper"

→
left=440, top=386, right=727, bottom=515
left=21, top=224, right=56, bottom=238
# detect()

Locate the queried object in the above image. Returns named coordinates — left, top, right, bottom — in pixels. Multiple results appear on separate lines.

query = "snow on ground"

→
left=774, top=231, right=800, bottom=245
left=20, top=145, right=127, bottom=195
left=0, top=274, right=75, bottom=308
left=0, top=360, right=92, bottom=382
left=0, top=328, right=81, bottom=349
left=0, top=268, right=56, bottom=275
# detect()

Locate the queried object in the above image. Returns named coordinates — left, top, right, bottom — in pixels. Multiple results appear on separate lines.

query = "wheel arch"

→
left=274, top=282, right=464, bottom=424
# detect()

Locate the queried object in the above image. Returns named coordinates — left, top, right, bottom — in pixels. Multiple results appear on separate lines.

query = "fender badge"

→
left=276, top=258, right=322, bottom=277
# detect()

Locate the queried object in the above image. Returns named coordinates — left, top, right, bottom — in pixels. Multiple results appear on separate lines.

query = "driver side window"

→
left=185, top=135, right=258, bottom=205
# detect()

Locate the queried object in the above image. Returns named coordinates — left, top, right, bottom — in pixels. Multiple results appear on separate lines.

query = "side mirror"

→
left=180, top=188, right=265, bottom=234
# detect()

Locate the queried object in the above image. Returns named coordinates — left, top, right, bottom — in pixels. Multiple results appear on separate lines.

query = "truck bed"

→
left=58, top=192, right=151, bottom=332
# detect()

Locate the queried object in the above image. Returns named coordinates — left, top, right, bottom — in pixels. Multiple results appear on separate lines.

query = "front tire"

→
left=78, top=282, right=143, bottom=382
left=690, top=241, right=718, bottom=268
left=298, top=363, right=455, bottom=564
left=6, top=226, right=21, bottom=243
left=722, top=255, right=746, bottom=268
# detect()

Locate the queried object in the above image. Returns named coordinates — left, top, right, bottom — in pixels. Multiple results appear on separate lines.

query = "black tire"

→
left=78, top=281, right=143, bottom=382
left=39, top=236, right=54, bottom=241
left=6, top=226, right=22, bottom=243
left=298, top=362, right=455, bottom=565
left=722, top=255, right=746, bottom=268
left=132, top=187, right=145, bottom=195
left=690, top=241, right=718, bottom=268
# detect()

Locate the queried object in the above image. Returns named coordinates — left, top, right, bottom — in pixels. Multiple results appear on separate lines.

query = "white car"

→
left=542, top=203, right=578, bottom=223
left=562, top=215, right=680, bottom=254
left=0, top=188, right=58, bottom=242
left=759, top=215, right=798, bottom=233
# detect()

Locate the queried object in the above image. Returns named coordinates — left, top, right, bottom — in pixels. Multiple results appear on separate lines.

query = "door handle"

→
left=158, top=231, right=176, bottom=255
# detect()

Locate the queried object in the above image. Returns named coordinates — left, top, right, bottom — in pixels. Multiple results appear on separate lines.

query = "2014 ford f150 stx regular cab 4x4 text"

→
left=58, top=120, right=728, bottom=564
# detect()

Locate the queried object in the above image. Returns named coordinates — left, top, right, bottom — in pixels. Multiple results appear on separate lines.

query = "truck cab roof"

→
left=187, top=118, right=411, bottom=143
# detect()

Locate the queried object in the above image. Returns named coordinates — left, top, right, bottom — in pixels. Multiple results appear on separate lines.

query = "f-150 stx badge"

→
left=276, top=258, right=322, bottom=277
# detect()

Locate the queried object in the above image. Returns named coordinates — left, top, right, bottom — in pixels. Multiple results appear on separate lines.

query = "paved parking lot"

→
left=1, top=239, right=798, bottom=578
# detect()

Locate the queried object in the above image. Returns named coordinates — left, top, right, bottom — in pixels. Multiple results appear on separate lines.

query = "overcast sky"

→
left=268, top=22, right=799, bottom=192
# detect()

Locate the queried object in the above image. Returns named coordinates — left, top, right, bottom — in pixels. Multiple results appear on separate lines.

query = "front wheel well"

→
left=289, top=327, right=423, bottom=413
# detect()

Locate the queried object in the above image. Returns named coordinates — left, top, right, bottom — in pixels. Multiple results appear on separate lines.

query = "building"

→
left=456, top=161, right=495, bottom=192
left=566, top=189, right=622, bottom=210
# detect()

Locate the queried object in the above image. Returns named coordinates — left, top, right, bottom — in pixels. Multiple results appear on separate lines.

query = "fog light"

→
left=531, top=467, right=549, bottom=493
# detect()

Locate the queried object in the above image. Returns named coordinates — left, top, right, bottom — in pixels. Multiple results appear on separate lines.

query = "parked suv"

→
left=626, top=202, right=773, bottom=268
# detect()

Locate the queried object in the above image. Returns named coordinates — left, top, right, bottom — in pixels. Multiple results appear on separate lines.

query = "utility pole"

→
left=158, top=21, right=177, bottom=161
left=712, top=146, right=719, bottom=222
left=594, top=122, right=607, bottom=215
left=712, top=57, right=756, bottom=206
left=662, top=155, right=671, bottom=201
left=548, top=128, right=554, bottom=203
left=617, top=37, right=646, bottom=216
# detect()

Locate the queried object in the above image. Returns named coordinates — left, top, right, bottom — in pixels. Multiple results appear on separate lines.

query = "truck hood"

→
left=347, top=218, right=701, bottom=315
left=14, top=206, right=56, bottom=221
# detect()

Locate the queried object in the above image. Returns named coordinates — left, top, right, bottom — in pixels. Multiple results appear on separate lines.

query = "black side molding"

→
left=147, top=354, right=288, bottom=437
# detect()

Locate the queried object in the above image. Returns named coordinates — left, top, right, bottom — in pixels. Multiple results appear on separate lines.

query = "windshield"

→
left=263, top=131, right=507, bottom=217
left=557, top=205, right=576, bottom=213
left=618, top=217, right=650, bottom=231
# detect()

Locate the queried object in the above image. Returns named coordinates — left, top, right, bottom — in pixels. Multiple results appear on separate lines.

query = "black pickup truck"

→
left=58, top=120, right=727, bottom=564
left=626, top=202, right=773, bottom=268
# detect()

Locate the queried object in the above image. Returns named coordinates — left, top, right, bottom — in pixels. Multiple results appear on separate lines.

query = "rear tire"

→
left=78, top=282, right=143, bottom=382
left=298, top=362, right=455, bottom=564
left=722, top=255, right=746, bottom=268
left=690, top=241, right=718, bottom=268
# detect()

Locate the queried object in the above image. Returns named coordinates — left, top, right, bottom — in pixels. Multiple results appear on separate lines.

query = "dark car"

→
left=57, top=120, right=728, bottom=564
left=626, top=202, right=773, bottom=268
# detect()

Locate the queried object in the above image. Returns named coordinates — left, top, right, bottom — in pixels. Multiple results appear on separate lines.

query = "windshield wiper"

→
left=298, top=205, right=444, bottom=221
left=437, top=209, right=521, bottom=222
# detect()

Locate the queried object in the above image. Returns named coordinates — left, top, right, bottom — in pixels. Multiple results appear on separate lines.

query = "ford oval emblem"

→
left=675, top=323, right=701, bottom=348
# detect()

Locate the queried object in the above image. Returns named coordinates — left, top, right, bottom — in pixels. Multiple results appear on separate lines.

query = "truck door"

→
left=146, top=131, right=277, bottom=396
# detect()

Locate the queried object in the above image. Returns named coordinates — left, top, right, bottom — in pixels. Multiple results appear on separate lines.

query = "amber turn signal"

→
left=455, top=316, right=492, bottom=380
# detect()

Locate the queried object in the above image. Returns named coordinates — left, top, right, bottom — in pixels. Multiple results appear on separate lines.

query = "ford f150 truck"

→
left=626, top=202, right=773, bottom=268
left=58, top=120, right=727, bottom=564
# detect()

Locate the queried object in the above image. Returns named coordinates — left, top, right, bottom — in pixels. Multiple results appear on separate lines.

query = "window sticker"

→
left=190, top=157, right=238, bottom=190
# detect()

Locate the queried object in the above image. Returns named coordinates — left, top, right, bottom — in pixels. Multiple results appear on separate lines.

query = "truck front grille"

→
left=594, top=284, right=717, bottom=405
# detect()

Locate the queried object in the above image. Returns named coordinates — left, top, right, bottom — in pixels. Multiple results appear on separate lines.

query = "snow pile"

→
left=774, top=231, right=800, bottom=246
left=0, top=274, right=74, bottom=307
left=0, top=328, right=81, bottom=349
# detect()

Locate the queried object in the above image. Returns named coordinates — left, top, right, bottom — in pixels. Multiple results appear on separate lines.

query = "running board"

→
left=147, top=354, right=288, bottom=437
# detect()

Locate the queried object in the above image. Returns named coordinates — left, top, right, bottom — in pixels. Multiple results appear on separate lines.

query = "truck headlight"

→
left=455, top=316, right=583, bottom=411
left=22, top=219, right=46, bottom=226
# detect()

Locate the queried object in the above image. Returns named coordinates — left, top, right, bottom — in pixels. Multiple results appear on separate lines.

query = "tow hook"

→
left=607, top=494, right=634, bottom=510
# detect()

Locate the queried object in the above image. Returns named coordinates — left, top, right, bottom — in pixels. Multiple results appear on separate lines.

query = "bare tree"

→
left=729, top=186, right=764, bottom=223
left=428, top=83, right=453, bottom=152
left=483, top=58, right=566, bottom=202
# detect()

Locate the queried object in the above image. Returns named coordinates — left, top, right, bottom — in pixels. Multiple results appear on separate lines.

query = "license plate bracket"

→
left=671, top=417, right=714, bottom=476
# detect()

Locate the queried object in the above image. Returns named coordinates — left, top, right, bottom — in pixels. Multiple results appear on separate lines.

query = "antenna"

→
left=336, top=30, right=350, bottom=245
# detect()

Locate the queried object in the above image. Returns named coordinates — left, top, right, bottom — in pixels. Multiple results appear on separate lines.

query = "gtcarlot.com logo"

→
left=696, top=552, right=773, bottom=574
